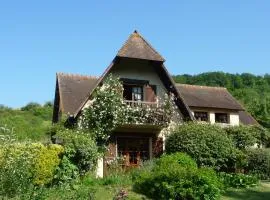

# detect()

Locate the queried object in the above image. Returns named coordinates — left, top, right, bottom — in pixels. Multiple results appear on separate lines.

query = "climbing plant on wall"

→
left=79, top=74, right=180, bottom=147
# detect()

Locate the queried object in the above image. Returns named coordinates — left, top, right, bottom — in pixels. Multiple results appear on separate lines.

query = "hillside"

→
left=173, top=72, right=270, bottom=128
left=0, top=102, right=53, bottom=141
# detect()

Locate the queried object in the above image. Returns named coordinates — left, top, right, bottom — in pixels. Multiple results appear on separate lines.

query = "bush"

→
left=219, top=172, right=259, bottom=188
left=0, top=142, right=63, bottom=198
left=156, top=152, right=197, bottom=169
left=33, top=144, right=64, bottom=185
left=0, top=147, right=33, bottom=198
left=54, top=155, right=79, bottom=184
left=166, top=122, right=243, bottom=172
left=225, top=125, right=269, bottom=149
left=245, top=148, right=270, bottom=179
left=54, top=128, right=100, bottom=176
left=133, top=153, right=222, bottom=200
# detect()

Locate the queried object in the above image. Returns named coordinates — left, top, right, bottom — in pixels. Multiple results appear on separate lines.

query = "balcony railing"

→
left=124, top=100, right=158, bottom=108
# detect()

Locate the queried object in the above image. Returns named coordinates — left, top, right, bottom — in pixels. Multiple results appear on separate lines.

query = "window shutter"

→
left=145, top=85, right=156, bottom=102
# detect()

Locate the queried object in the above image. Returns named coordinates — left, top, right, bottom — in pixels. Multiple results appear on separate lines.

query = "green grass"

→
left=22, top=173, right=149, bottom=200
left=222, top=182, right=270, bottom=200
left=40, top=181, right=270, bottom=200
left=0, top=106, right=52, bottom=141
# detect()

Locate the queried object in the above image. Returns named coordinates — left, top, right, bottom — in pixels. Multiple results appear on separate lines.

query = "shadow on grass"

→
left=222, top=182, right=270, bottom=200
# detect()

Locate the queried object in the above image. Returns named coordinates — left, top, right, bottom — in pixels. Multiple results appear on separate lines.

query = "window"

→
left=123, top=84, right=143, bottom=101
left=132, top=86, right=143, bottom=101
left=194, top=112, right=208, bottom=122
left=215, top=113, right=229, bottom=123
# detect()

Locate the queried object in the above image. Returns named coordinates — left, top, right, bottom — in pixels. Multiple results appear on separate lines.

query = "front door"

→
left=117, top=137, right=150, bottom=166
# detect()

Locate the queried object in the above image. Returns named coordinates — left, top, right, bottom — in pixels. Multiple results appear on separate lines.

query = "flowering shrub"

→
left=80, top=74, right=179, bottom=146
left=0, top=139, right=63, bottom=198
left=0, top=124, right=16, bottom=144
left=80, top=75, right=125, bottom=145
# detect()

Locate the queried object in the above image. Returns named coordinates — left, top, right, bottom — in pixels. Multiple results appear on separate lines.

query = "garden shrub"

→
left=165, top=122, right=242, bottom=172
left=54, top=128, right=100, bottom=176
left=219, top=172, right=259, bottom=188
left=245, top=148, right=270, bottom=179
left=225, top=125, right=268, bottom=149
left=33, top=144, right=64, bottom=185
left=133, top=153, right=222, bottom=200
left=0, top=146, right=33, bottom=198
left=0, top=142, right=63, bottom=198
left=156, top=152, right=197, bottom=169
left=54, top=155, right=79, bottom=184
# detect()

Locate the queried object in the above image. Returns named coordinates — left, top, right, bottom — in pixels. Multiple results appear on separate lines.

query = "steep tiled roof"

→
left=72, top=31, right=193, bottom=120
left=176, top=84, right=244, bottom=110
left=117, top=30, right=165, bottom=62
left=56, top=73, right=99, bottom=115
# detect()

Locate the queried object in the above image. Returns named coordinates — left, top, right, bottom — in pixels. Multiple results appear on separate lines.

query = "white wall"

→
left=209, top=112, right=215, bottom=124
left=96, top=157, right=104, bottom=178
left=191, top=108, right=240, bottom=126
left=229, top=113, right=240, bottom=126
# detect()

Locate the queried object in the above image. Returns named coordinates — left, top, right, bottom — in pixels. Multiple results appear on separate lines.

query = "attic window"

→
left=215, top=113, right=229, bottom=123
left=194, top=112, right=208, bottom=122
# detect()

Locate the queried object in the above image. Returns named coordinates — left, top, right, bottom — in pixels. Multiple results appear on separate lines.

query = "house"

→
left=175, top=84, right=258, bottom=126
left=52, top=30, right=258, bottom=177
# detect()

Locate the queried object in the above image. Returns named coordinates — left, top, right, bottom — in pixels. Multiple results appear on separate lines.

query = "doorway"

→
left=117, top=137, right=150, bottom=166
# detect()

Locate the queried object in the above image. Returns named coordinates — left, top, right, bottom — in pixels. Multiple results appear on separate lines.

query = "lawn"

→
left=93, top=182, right=270, bottom=200
left=222, top=182, right=270, bottom=200
left=40, top=180, right=270, bottom=200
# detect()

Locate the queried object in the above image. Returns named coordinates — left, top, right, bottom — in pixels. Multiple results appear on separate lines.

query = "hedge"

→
left=245, top=148, right=270, bottom=179
left=165, top=122, right=244, bottom=172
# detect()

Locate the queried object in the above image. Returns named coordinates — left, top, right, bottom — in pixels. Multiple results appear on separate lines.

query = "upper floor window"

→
left=122, top=79, right=156, bottom=103
left=215, top=113, right=229, bottom=123
left=194, top=111, right=208, bottom=122
left=123, top=84, right=144, bottom=101
left=132, top=86, right=143, bottom=101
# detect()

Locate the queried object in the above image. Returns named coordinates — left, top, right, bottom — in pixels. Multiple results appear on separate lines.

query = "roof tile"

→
left=176, top=84, right=244, bottom=110
left=117, top=30, right=165, bottom=61
left=57, top=73, right=99, bottom=115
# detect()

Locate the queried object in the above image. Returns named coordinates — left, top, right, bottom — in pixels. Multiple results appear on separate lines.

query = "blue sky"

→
left=0, top=1, right=269, bottom=108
